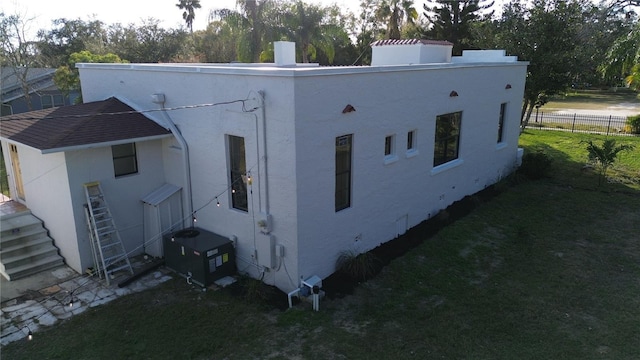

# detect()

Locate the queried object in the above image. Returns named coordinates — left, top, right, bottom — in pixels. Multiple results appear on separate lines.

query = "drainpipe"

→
left=152, top=93, right=194, bottom=228
left=257, top=90, right=270, bottom=214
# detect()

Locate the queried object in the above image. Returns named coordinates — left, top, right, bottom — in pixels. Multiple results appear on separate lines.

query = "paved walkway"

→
left=0, top=259, right=173, bottom=346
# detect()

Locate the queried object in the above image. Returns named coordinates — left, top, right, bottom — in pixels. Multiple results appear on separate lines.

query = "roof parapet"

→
left=370, top=39, right=453, bottom=66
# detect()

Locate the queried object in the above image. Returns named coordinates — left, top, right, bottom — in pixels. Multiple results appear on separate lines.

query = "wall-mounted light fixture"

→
left=505, top=84, right=512, bottom=89
left=342, top=104, right=356, bottom=113
left=449, top=91, right=459, bottom=97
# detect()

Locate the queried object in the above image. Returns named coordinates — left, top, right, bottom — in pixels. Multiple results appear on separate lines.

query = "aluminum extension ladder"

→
left=83, top=181, right=133, bottom=285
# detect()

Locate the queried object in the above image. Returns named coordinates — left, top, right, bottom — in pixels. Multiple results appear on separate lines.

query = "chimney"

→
left=274, top=41, right=296, bottom=66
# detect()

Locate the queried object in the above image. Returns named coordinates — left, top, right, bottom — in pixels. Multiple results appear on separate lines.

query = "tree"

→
left=583, top=139, right=634, bottom=186
left=199, top=6, right=251, bottom=63
left=36, top=18, right=107, bottom=68
left=600, top=21, right=640, bottom=87
left=494, top=0, right=585, bottom=132
left=627, top=64, right=640, bottom=90
left=1, top=12, right=43, bottom=111
left=423, top=0, right=494, bottom=56
left=107, top=20, right=192, bottom=62
left=375, top=0, right=418, bottom=40
left=176, top=0, right=202, bottom=32
left=54, top=50, right=128, bottom=103
left=279, top=2, right=349, bottom=64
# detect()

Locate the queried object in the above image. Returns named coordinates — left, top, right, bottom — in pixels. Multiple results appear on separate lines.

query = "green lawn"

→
left=3, top=130, right=639, bottom=360
left=541, top=88, right=640, bottom=111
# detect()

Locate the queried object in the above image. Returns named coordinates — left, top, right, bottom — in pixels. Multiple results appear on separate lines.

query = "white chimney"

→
left=274, top=41, right=296, bottom=66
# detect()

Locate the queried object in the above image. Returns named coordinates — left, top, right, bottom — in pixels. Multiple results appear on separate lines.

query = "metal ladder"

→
left=83, top=181, right=133, bottom=285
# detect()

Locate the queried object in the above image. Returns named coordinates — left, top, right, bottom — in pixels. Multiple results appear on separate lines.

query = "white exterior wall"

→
left=79, top=66, right=302, bottom=290
left=371, top=44, right=453, bottom=65
left=0, top=142, right=79, bottom=270
left=63, top=140, right=166, bottom=273
left=78, top=58, right=526, bottom=292
left=293, top=64, right=526, bottom=282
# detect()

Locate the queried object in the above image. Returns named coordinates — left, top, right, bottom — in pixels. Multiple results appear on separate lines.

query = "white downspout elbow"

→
left=152, top=93, right=194, bottom=228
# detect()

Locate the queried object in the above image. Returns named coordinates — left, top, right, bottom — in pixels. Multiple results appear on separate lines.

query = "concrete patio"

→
left=0, top=257, right=173, bottom=346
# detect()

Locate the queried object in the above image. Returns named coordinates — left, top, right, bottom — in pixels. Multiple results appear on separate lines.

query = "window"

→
left=41, top=94, right=64, bottom=109
left=112, top=143, right=138, bottom=177
left=229, top=135, right=248, bottom=212
left=433, top=111, right=462, bottom=167
left=335, top=134, right=352, bottom=212
left=384, top=135, right=393, bottom=156
left=407, top=130, right=416, bottom=150
left=1, top=103, right=12, bottom=116
left=497, top=103, right=507, bottom=143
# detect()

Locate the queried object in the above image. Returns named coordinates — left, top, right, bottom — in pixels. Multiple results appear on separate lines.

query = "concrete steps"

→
left=0, top=210, right=65, bottom=281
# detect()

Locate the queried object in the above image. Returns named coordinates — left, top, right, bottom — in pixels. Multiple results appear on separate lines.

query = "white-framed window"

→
left=335, top=134, right=352, bottom=212
left=407, top=131, right=415, bottom=150
left=112, top=143, right=138, bottom=177
left=384, top=134, right=398, bottom=164
left=228, top=135, right=248, bottom=212
left=434, top=111, right=462, bottom=167
left=497, top=103, right=507, bottom=143
left=406, top=130, right=418, bottom=158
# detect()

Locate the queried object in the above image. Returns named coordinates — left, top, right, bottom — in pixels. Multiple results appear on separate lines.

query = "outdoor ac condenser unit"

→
left=163, top=228, right=236, bottom=287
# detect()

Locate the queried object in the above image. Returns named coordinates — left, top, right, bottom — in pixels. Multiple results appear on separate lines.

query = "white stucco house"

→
left=1, top=40, right=527, bottom=292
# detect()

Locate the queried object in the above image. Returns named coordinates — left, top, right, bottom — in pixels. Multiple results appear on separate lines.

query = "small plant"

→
left=626, top=114, right=640, bottom=134
left=517, top=151, right=553, bottom=180
left=582, top=139, right=634, bottom=186
left=336, top=250, right=381, bottom=282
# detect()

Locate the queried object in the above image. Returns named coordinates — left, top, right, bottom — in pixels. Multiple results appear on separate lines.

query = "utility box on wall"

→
left=163, top=227, right=236, bottom=287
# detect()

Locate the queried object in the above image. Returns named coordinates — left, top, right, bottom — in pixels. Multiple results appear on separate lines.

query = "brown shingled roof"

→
left=0, top=97, right=171, bottom=153
left=370, top=39, right=453, bottom=46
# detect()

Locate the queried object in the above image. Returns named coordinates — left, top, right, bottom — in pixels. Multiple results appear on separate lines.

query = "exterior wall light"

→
left=449, top=91, right=459, bottom=97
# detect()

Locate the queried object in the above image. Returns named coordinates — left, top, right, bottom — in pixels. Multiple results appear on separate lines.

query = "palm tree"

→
left=235, top=0, right=271, bottom=62
left=376, top=0, right=418, bottom=40
left=176, top=0, right=202, bottom=32
left=281, top=2, right=340, bottom=63
left=583, top=139, right=634, bottom=186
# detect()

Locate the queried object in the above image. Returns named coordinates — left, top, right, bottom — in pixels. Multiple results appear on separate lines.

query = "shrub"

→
left=336, top=250, right=382, bottom=282
left=517, top=151, right=553, bottom=180
left=626, top=114, right=640, bottom=134
left=583, top=139, right=635, bottom=186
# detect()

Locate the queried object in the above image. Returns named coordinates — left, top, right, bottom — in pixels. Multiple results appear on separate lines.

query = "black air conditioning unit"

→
left=163, top=227, right=236, bottom=287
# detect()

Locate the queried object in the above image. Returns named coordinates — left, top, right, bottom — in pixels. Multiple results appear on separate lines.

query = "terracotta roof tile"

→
left=0, top=97, right=170, bottom=152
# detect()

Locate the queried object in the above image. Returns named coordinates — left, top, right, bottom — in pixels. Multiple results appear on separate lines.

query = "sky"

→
left=2, top=0, right=435, bottom=36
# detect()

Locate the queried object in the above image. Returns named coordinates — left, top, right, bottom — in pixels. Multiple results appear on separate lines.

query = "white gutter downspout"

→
left=152, top=93, right=194, bottom=228
left=257, top=90, right=270, bottom=214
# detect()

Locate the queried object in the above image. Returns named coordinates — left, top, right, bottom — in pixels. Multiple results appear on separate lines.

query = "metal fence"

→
left=525, top=111, right=638, bottom=137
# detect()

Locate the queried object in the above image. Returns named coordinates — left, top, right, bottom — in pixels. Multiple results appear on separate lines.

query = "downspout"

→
left=152, top=93, right=194, bottom=228
left=257, top=90, right=270, bottom=214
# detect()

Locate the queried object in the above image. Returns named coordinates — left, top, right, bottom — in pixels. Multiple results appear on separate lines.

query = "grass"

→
left=541, top=88, right=640, bottom=111
left=3, top=130, right=640, bottom=359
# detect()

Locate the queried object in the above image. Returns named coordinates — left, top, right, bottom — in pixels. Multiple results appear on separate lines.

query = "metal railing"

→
left=525, top=111, right=638, bottom=137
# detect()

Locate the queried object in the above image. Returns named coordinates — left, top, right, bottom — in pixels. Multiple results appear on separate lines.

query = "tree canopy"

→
left=1, top=0, right=638, bottom=122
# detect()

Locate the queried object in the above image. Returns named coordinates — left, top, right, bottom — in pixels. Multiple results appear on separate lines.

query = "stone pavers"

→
left=0, top=267, right=173, bottom=346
